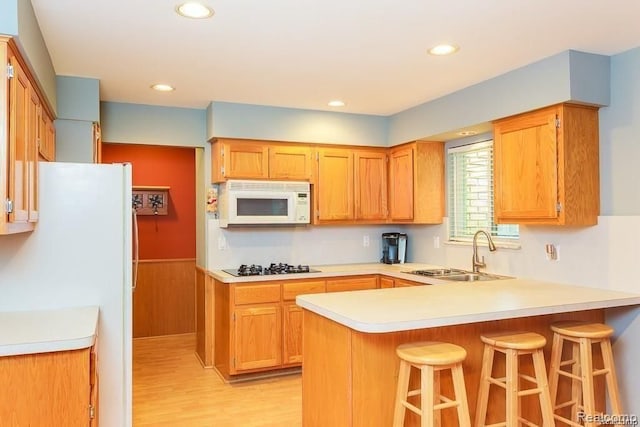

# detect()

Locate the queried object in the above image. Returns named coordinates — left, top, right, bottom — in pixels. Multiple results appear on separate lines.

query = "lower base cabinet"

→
left=0, top=345, right=98, bottom=426
left=233, top=304, right=283, bottom=371
left=214, top=275, right=381, bottom=379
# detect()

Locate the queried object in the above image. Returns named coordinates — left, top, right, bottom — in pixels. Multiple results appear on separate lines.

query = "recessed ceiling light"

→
left=428, top=44, right=459, bottom=56
left=151, top=83, right=175, bottom=92
left=176, top=2, right=214, bottom=19
left=458, top=130, right=478, bottom=136
left=328, top=100, right=345, bottom=107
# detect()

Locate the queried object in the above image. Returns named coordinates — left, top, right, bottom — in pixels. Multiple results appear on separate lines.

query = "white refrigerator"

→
left=0, top=162, right=133, bottom=427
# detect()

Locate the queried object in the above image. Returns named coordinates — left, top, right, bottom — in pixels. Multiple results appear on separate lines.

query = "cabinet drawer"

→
left=326, top=276, right=378, bottom=293
left=282, top=280, right=326, bottom=301
left=234, top=284, right=281, bottom=305
left=394, top=279, right=420, bottom=287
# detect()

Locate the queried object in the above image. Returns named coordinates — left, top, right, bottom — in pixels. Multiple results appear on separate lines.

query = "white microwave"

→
left=218, top=180, right=311, bottom=227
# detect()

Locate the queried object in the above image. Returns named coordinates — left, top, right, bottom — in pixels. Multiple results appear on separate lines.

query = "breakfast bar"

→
left=296, top=280, right=640, bottom=427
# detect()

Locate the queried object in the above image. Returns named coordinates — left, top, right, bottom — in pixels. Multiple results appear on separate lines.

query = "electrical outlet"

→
left=363, top=235, right=370, bottom=247
left=545, top=243, right=559, bottom=261
left=433, top=236, right=440, bottom=249
left=218, top=235, right=227, bottom=251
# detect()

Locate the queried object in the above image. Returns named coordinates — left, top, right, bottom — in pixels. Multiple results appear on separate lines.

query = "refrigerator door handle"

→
left=132, top=208, right=139, bottom=291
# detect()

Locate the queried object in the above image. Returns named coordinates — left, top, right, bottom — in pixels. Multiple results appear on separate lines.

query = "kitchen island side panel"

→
left=302, top=309, right=605, bottom=427
left=302, top=310, right=352, bottom=427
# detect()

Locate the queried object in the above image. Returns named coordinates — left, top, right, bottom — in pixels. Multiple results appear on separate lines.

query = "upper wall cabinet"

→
left=1, top=37, right=54, bottom=234
left=315, top=147, right=388, bottom=224
left=493, top=103, right=599, bottom=226
left=211, top=139, right=269, bottom=181
left=315, top=147, right=354, bottom=222
left=354, top=150, right=387, bottom=221
left=211, top=139, right=314, bottom=182
left=388, top=142, right=444, bottom=224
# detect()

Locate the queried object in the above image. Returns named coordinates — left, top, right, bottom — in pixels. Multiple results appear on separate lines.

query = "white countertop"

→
left=209, top=262, right=450, bottom=283
left=0, top=306, right=99, bottom=357
left=296, top=279, right=640, bottom=333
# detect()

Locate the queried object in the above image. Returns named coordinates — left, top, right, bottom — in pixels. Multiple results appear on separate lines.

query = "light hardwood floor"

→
left=133, top=334, right=302, bottom=426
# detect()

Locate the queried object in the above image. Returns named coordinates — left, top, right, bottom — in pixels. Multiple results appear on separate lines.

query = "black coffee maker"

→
left=381, top=232, right=407, bottom=264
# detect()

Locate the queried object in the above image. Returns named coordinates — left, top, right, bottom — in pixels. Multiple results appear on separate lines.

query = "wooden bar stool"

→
left=475, top=331, right=554, bottom=427
left=393, top=341, right=471, bottom=427
left=548, top=322, right=623, bottom=427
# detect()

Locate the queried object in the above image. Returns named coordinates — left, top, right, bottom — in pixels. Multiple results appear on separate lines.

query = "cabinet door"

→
left=37, top=103, right=55, bottom=162
left=269, top=145, right=313, bottom=181
left=27, top=85, right=39, bottom=222
left=494, top=106, right=559, bottom=221
left=326, top=276, right=378, bottom=292
left=354, top=150, right=387, bottom=220
left=283, top=302, right=303, bottom=365
left=232, top=305, right=282, bottom=372
left=394, top=279, right=419, bottom=287
left=316, top=148, right=354, bottom=221
left=379, top=277, right=394, bottom=289
left=221, top=142, right=269, bottom=180
left=388, top=146, right=414, bottom=221
left=8, top=55, right=30, bottom=224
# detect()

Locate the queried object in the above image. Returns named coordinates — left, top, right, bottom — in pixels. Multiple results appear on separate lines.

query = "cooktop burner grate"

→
left=223, top=263, right=320, bottom=277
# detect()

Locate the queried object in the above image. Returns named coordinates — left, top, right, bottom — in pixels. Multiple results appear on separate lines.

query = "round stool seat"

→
left=396, top=341, right=467, bottom=365
left=480, top=331, right=546, bottom=350
left=551, top=321, right=613, bottom=339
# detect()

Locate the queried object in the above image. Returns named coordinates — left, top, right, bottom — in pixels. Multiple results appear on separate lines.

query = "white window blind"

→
left=448, top=140, right=519, bottom=241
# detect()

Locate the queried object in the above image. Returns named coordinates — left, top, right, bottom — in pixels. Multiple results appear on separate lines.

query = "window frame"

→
left=446, top=138, right=519, bottom=245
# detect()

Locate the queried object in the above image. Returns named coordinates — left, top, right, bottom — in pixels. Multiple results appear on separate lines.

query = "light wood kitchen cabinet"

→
left=379, top=276, right=394, bottom=289
left=211, top=139, right=269, bottom=182
left=388, top=141, right=444, bottom=224
left=379, top=276, right=422, bottom=288
left=281, top=279, right=325, bottom=366
left=215, top=278, right=326, bottom=378
left=1, top=37, right=51, bottom=234
left=38, top=102, right=56, bottom=161
left=231, top=284, right=282, bottom=372
left=493, top=103, right=599, bottom=225
left=316, top=147, right=354, bottom=221
left=0, top=345, right=98, bottom=426
left=269, top=144, right=314, bottom=181
left=282, top=303, right=304, bottom=365
left=326, top=275, right=378, bottom=292
left=210, top=139, right=314, bottom=183
left=354, top=149, right=387, bottom=220
left=233, top=304, right=282, bottom=371
left=394, top=278, right=420, bottom=287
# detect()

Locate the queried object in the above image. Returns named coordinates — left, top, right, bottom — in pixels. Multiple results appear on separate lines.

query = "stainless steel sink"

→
left=436, top=272, right=511, bottom=282
left=405, top=268, right=512, bottom=282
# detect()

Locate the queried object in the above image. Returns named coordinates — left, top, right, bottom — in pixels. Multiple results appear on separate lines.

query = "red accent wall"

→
left=101, top=143, right=196, bottom=260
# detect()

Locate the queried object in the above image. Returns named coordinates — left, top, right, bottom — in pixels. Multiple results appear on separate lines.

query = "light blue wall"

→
left=388, top=50, right=610, bottom=145
left=101, top=102, right=207, bottom=147
left=55, top=120, right=94, bottom=163
left=54, top=76, right=100, bottom=163
left=57, top=76, right=100, bottom=121
left=599, top=47, right=640, bottom=215
left=1, top=0, right=57, bottom=114
left=208, top=102, right=389, bottom=147
left=15, top=0, right=56, bottom=113
left=0, top=0, right=18, bottom=35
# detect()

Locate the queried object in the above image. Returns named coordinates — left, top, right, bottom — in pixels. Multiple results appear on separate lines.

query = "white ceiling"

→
left=30, top=0, right=640, bottom=116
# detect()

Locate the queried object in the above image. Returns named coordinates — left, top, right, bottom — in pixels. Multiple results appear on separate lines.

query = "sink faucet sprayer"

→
left=472, top=230, right=497, bottom=273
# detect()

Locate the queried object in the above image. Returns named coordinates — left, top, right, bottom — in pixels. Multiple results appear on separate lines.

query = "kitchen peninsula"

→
left=295, top=277, right=640, bottom=427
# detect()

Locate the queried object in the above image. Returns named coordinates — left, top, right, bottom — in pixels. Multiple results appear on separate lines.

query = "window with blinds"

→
left=448, top=140, right=519, bottom=241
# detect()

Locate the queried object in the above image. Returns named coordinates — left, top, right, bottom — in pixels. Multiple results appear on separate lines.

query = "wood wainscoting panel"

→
left=134, top=259, right=196, bottom=338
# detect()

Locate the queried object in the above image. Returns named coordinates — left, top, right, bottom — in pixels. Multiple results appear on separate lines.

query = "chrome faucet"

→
left=472, top=230, right=497, bottom=273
